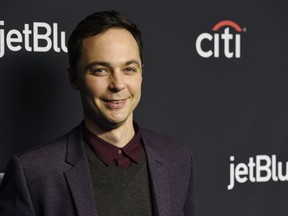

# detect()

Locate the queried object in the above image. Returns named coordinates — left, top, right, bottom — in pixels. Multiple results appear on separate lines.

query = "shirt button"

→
left=118, top=149, right=122, bottom=155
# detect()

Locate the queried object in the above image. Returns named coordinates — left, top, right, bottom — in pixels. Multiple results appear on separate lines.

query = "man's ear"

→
left=67, top=67, right=79, bottom=90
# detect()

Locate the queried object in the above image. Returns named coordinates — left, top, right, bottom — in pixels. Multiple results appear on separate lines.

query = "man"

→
left=0, top=11, right=195, bottom=216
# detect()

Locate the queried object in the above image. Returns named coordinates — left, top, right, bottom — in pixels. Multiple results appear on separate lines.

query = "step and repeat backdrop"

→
left=0, top=0, right=287, bottom=215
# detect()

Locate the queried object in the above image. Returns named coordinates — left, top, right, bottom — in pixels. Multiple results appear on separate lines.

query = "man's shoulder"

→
left=141, top=128, right=178, bottom=143
left=140, top=128, right=192, bottom=155
left=16, top=125, right=81, bottom=166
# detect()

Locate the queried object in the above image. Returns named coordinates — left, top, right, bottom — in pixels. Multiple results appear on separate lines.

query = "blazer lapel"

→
left=64, top=125, right=97, bottom=216
left=142, top=132, right=171, bottom=216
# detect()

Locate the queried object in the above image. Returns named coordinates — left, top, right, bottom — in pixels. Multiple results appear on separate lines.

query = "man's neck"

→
left=84, top=117, right=135, bottom=148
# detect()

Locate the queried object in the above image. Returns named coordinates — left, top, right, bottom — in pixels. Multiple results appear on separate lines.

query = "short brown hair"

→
left=68, top=10, right=143, bottom=73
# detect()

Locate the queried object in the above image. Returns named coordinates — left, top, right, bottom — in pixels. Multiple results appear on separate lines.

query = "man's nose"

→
left=108, top=72, right=125, bottom=92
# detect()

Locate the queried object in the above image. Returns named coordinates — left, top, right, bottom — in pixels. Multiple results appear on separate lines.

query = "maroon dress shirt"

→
left=82, top=122, right=143, bottom=169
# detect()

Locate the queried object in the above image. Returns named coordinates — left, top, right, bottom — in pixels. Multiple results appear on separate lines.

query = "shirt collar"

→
left=82, top=122, right=143, bottom=166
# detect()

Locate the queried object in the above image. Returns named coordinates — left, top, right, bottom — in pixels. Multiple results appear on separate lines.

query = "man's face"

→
left=73, top=28, right=142, bottom=129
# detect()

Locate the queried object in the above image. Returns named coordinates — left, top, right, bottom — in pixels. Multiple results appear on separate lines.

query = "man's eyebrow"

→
left=124, top=60, right=141, bottom=67
left=86, top=60, right=142, bottom=70
left=85, top=61, right=110, bottom=70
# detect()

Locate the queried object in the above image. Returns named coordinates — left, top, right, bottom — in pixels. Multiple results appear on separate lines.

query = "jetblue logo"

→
left=228, top=155, right=288, bottom=190
left=0, top=20, right=67, bottom=58
left=196, top=20, right=244, bottom=58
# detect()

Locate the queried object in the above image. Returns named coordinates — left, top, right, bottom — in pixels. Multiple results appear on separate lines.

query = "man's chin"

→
left=106, top=117, right=129, bottom=127
left=98, top=115, right=131, bottom=129
left=84, top=109, right=133, bottom=131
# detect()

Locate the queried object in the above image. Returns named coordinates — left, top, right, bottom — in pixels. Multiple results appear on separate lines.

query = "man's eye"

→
left=124, top=67, right=137, bottom=73
left=88, top=68, right=109, bottom=75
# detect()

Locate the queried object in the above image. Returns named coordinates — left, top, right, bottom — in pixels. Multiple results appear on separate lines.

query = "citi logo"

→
left=196, top=20, right=245, bottom=58
left=0, top=20, right=67, bottom=59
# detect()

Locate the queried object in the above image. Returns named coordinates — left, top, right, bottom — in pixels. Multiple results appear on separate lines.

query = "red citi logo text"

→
left=196, top=20, right=244, bottom=58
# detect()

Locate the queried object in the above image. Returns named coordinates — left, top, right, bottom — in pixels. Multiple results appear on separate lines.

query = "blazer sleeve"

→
left=0, top=156, right=35, bottom=216
left=184, top=153, right=196, bottom=216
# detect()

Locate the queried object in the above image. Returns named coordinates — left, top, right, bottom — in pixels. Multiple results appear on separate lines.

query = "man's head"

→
left=68, top=11, right=143, bottom=130
left=68, top=10, right=143, bottom=74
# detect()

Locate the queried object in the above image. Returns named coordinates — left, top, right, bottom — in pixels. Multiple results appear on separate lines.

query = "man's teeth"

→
left=106, top=100, right=122, bottom=104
